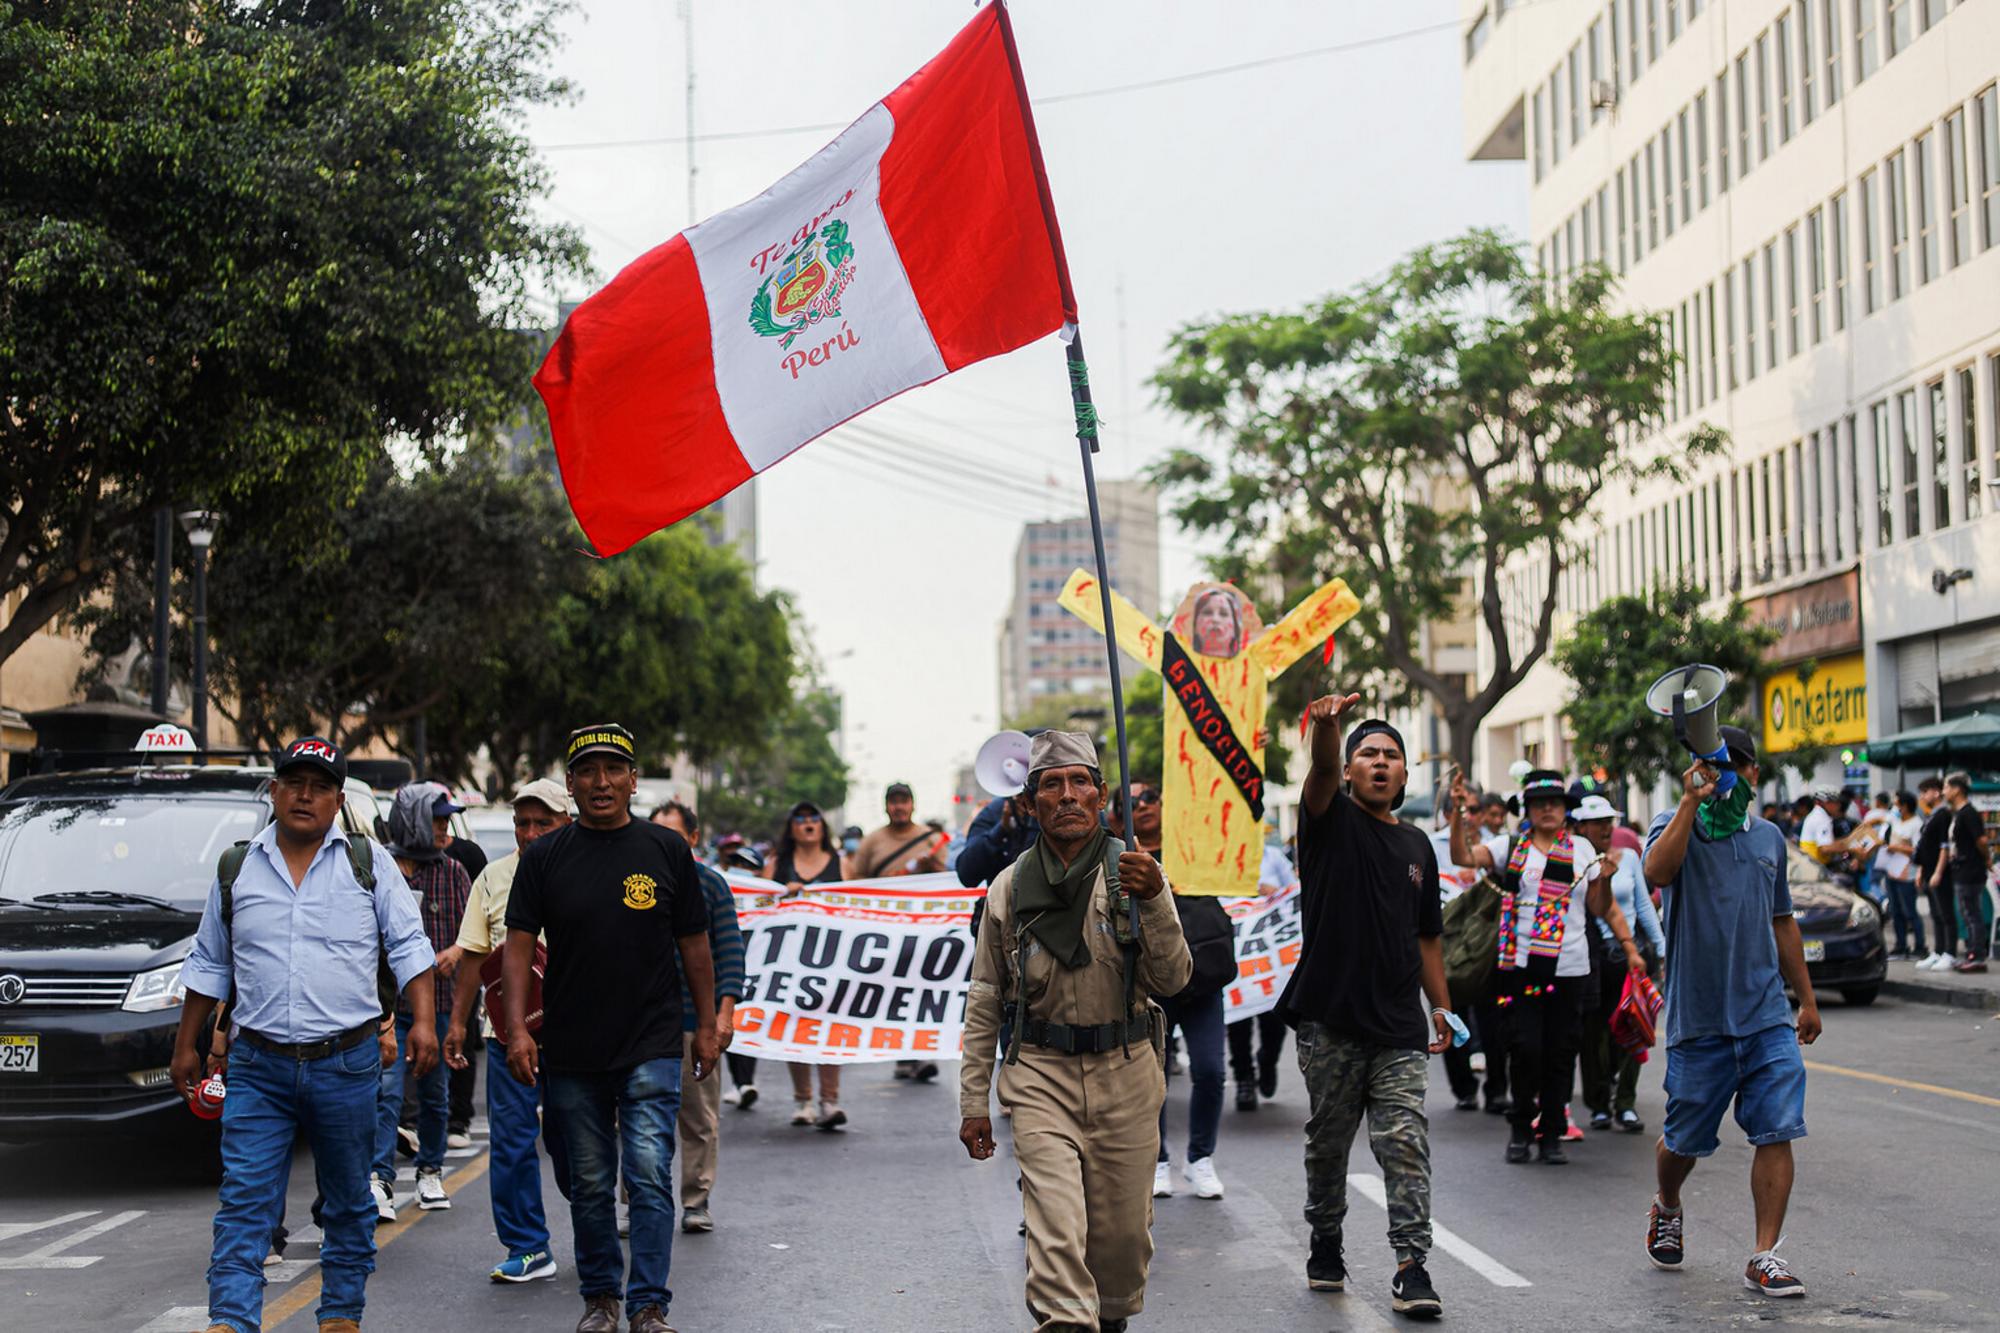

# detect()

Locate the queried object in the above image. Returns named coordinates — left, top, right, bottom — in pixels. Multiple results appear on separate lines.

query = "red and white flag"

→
left=535, top=3, right=1075, bottom=555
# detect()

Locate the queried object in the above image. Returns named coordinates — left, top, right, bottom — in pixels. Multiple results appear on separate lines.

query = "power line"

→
left=536, top=11, right=1473, bottom=154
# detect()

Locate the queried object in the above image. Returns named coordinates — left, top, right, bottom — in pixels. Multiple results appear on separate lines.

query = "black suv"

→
left=0, top=764, right=375, bottom=1148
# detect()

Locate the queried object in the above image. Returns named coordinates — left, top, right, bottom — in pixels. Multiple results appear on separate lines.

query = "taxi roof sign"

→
left=135, top=724, right=197, bottom=754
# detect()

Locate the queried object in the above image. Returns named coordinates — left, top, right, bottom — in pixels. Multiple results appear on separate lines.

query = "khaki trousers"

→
left=678, top=1045, right=721, bottom=1210
left=1000, top=1044, right=1166, bottom=1332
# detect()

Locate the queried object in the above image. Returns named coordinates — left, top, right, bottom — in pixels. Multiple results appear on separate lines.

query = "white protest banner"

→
left=719, top=871, right=1304, bottom=1062
left=724, top=871, right=980, bottom=1065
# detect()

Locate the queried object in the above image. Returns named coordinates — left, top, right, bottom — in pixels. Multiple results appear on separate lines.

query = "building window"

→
left=1860, top=168, right=1882, bottom=311
left=1914, top=131, right=1938, bottom=285
left=1678, top=108, right=1694, bottom=222
left=1822, top=0, right=1843, bottom=104
left=1662, top=127, right=1678, bottom=239
left=1976, top=87, right=2000, bottom=251
left=1804, top=433, right=1822, bottom=566
left=1589, top=18, right=1607, bottom=124
left=1887, top=149, right=1911, bottom=300
left=1872, top=400, right=1893, bottom=545
left=1784, top=226, right=1801, bottom=357
left=1775, top=12, right=1796, bottom=145
left=1465, top=8, right=1492, bottom=62
left=1807, top=206, right=1827, bottom=343
left=1597, top=184, right=1611, bottom=263
left=1705, top=281, right=1720, bottom=398
left=1798, top=1, right=1817, bottom=124
left=1899, top=388, right=1919, bottom=537
left=1724, top=267, right=1739, bottom=388
left=1626, top=0, right=1644, bottom=83
left=1531, top=88, right=1546, bottom=181
left=1630, top=155, right=1646, bottom=261
left=1930, top=378, right=1951, bottom=528
left=1886, top=0, right=1911, bottom=58
left=1716, top=74, right=1732, bottom=191
left=1646, top=139, right=1661, bottom=248
left=1945, top=109, right=1972, bottom=266
left=1735, top=54, right=1754, bottom=175
left=1854, top=0, right=1879, bottom=80
left=1742, top=260, right=1759, bottom=379
left=1647, top=0, right=1661, bottom=61
left=1763, top=240, right=1780, bottom=366
left=1570, top=44, right=1585, bottom=145
left=1695, top=91, right=1712, bottom=207
left=1755, top=32, right=1773, bottom=161
left=1921, top=0, right=1944, bottom=31
left=1549, top=73, right=1564, bottom=166
left=1830, top=188, right=1850, bottom=330
left=1616, top=167, right=1630, bottom=271
left=1961, top=366, right=1982, bottom=520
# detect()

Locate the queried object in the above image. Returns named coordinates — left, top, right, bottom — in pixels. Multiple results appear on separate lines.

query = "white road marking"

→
left=0, top=1210, right=99, bottom=1243
left=264, top=1258, right=317, bottom=1284
left=0, top=1208, right=145, bottom=1268
left=1348, top=1174, right=1531, bottom=1288
left=1206, top=1171, right=1396, bottom=1329
left=133, top=1306, right=210, bottom=1332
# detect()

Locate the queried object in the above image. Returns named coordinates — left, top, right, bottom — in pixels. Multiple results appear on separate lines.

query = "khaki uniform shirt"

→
left=959, top=857, right=1192, bottom=1117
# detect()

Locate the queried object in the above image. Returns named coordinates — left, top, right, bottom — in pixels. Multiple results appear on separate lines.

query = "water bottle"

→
left=190, top=1072, right=226, bottom=1120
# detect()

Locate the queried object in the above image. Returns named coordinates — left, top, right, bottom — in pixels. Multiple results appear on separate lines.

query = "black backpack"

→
left=216, top=834, right=402, bottom=1022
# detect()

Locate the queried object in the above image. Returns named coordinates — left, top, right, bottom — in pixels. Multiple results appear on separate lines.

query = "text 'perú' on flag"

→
left=534, top=2, right=1076, bottom=556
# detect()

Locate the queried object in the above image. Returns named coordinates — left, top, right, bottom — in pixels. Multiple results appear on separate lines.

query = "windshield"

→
left=0, top=796, right=266, bottom=908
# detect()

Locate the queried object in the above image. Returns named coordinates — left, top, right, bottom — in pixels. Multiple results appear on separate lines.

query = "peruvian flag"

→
left=535, top=3, right=1075, bottom=556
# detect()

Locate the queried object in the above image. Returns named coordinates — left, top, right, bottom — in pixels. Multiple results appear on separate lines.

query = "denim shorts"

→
left=1662, top=1024, right=1808, bottom=1158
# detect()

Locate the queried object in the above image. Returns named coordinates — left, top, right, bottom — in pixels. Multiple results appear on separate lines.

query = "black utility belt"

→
left=239, top=1021, right=377, bottom=1062
left=1014, top=1011, right=1155, bottom=1055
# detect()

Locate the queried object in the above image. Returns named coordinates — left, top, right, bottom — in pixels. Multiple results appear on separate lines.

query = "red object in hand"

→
left=190, top=1073, right=226, bottom=1120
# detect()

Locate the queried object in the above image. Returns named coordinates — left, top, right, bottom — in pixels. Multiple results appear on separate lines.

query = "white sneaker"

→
left=1184, top=1156, right=1225, bottom=1199
left=791, top=1099, right=816, bottom=1126
left=414, top=1167, right=450, bottom=1211
left=816, top=1101, right=847, bottom=1130
left=1921, top=953, right=1949, bottom=970
left=1152, top=1160, right=1174, bottom=1198
left=723, top=1085, right=742, bottom=1107
left=446, top=1130, right=472, bottom=1150
left=370, top=1176, right=396, bottom=1223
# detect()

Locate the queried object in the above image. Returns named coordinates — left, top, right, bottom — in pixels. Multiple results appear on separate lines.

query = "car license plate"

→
left=1802, top=940, right=1826, bottom=963
left=0, top=1034, right=38, bottom=1073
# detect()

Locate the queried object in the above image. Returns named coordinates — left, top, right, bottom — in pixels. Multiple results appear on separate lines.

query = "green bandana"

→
left=1011, top=827, right=1114, bottom=970
left=1694, top=780, right=1753, bottom=841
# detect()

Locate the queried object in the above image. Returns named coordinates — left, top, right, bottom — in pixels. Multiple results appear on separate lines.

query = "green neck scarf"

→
left=1695, top=780, right=1753, bottom=840
left=1012, top=826, right=1113, bottom=970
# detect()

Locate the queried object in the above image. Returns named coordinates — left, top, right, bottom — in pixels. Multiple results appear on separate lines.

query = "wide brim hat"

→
left=1571, top=794, right=1623, bottom=821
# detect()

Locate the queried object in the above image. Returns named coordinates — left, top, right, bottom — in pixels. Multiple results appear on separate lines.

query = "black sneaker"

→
left=1484, top=1097, right=1511, bottom=1115
left=1589, top=1110, right=1613, bottom=1131
left=1306, top=1232, right=1345, bottom=1291
left=1454, top=1093, right=1479, bottom=1111
left=1616, top=1109, right=1645, bottom=1133
left=1235, top=1083, right=1258, bottom=1113
left=1257, top=1058, right=1279, bottom=1100
left=1646, top=1200, right=1684, bottom=1271
left=1537, top=1139, right=1568, bottom=1166
left=1390, top=1257, right=1443, bottom=1319
left=1505, top=1133, right=1531, bottom=1164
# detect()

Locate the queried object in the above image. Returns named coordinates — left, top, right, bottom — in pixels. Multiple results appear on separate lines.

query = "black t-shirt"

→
left=1279, top=791, right=1442, bottom=1051
left=505, top=819, right=709, bottom=1072
left=1948, top=804, right=1988, bottom=881
left=1916, top=805, right=1954, bottom=879
left=445, top=836, right=489, bottom=883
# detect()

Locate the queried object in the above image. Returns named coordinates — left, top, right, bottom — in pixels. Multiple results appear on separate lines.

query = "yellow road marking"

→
left=261, top=1151, right=491, bottom=1330
left=1803, top=1059, right=2000, bottom=1111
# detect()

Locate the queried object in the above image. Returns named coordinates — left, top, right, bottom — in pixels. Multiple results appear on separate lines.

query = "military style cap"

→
left=1026, top=729, right=1100, bottom=783
left=565, top=722, right=637, bottom=769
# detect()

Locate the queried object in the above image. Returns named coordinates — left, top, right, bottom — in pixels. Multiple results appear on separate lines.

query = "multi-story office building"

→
left=997, top=480, right=1160, bottom=721
left=1462, top=0, right=2000, bottom=801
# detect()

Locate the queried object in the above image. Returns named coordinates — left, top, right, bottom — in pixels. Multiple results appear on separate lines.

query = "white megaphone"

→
left=1644, top=663, right=1738, bottom=796
left=974, top=730, right=1034, bottom=798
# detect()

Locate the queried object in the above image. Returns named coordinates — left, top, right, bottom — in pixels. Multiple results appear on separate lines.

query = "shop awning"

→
left=1868, top=712, right=2000, bottom=765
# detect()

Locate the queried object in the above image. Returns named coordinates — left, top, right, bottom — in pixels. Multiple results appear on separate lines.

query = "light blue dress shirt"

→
left=1594, top=847, right=1667, bottom=957
left=179, top=822, right=434, bottom=1042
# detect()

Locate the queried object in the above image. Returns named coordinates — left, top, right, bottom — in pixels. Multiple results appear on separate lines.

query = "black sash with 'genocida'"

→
left=1161, top=633, right=1265, bottom=821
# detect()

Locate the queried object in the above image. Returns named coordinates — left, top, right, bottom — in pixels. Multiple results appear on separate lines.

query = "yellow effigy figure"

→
left=1058, top=569, right=1361, bottom=896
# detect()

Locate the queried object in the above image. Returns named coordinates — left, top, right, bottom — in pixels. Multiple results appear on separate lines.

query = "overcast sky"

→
left=525, top=0, right=1527, bottom=828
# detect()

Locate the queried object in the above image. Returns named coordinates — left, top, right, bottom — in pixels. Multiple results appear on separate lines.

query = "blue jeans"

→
left=545, top=1057, right=683, bottom=1311
left=375, top=1010, right=448, bottom=1182
left=486, top=1035, right=551, bottom=1258
left=1663, top=1024, right=1808, bottom=1158
left=208, top=1034, right=380, bottom=1332
left=1157, top=988, right=1226, bottom=1163
left=1884, top=877, right=1924, bottom=954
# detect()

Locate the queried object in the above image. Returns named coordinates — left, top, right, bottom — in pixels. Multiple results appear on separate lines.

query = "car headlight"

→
left=122, top=962, right=189, bottom=1013
left=1846, top=896, right=1879, bottom=931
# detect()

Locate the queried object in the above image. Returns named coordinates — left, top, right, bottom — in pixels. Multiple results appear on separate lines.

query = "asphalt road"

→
left=6, top=994, right=1998, bottom=1332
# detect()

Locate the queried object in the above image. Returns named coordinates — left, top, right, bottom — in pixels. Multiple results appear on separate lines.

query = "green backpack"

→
left=1440, top=836, right=1514, bottom=1007
left=216, top=834, right=402, bottom=1021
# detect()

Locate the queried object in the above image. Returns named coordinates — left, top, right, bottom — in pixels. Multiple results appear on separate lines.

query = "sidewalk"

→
left=1881, top=957, right=2000, bottom=1011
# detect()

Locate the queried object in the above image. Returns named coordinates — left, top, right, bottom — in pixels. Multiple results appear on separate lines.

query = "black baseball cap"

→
left=275, top=736, right=346, bottom=785
left=885, top=782, right=914, bottom=801
left=1719, top=725, right=1757, bottom=765
left=566, top=723, right=637, bottom=769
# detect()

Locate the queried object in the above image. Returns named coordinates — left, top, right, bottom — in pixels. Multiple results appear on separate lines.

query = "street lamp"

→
left=178, top=510, right=220, bottom=751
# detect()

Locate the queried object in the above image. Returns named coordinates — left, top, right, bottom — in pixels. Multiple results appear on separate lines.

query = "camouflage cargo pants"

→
left=1296, top=1020, right=1432, bottom=1262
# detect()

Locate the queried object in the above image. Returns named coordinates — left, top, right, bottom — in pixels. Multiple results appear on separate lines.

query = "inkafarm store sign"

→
left=1750, top=572, right=1867, bottom=756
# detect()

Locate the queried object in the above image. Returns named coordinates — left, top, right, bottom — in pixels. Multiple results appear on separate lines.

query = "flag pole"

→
left=1063, top=327, right=1139, bottom=909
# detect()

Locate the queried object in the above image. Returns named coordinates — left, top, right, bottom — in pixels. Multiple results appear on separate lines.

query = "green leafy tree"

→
left=699, top=686, right=851, bottom=842
left=1553, top=583, right=1783, bottom=796
left=0, top=0, right=587, bottom=667
left=1151, top=231, right=1725, bottom=771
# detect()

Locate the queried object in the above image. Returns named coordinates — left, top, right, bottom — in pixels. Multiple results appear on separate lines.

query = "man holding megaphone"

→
left=1641, top=710, right=1821, bottom=1302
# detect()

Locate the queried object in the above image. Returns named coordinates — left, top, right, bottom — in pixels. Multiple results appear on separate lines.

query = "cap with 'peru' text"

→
left=275, top=736, right=346, bottom=785
left=566, top=723, right=637, bottom=769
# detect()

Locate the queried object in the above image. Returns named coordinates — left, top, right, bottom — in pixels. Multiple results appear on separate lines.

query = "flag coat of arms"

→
left=536, top=3, right=1075, bottom=555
